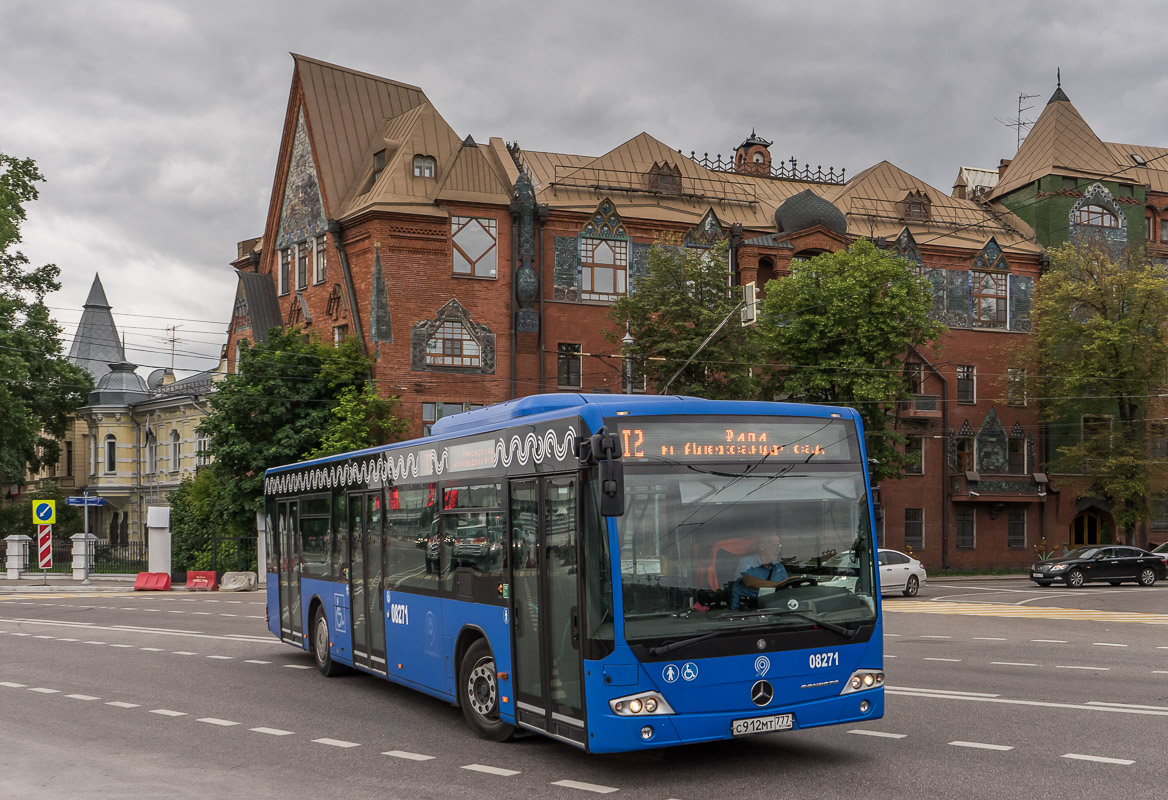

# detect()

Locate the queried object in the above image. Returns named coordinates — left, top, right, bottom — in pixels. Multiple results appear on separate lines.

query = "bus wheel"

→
left=312, top=606, right=345, bottom=677
left=460, top=639, right=514, bottom=741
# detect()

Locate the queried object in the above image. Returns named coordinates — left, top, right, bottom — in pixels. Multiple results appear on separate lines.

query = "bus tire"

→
left=311, top=605, right=346, bottom=677
left=460, top=639, right=514, bottom=742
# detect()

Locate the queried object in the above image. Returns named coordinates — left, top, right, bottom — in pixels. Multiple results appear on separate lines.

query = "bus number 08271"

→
left=809, top=652, right=839, bottom=668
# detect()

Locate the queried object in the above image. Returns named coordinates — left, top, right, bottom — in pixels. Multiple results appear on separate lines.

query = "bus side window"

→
left=332, top=493, right=348, bottom=581
left=385, top=483, right=434, bottom=590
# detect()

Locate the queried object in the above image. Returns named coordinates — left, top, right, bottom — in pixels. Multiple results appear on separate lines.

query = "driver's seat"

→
left=706, top=538, right=757, bottom=591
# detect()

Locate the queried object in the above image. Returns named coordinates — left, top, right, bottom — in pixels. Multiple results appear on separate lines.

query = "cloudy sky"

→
left=2, top=1, right=1163, bottom=376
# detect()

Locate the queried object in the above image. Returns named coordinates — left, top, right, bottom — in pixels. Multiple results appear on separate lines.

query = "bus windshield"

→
left=617, top=463, right=877, bottom=653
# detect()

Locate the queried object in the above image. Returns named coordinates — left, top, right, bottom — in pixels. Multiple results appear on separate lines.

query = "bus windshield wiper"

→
left=735, top=608, right=860, bottom=639
left=648, top=630, right=729, bottom=656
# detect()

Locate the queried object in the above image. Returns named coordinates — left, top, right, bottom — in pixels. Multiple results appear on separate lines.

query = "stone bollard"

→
left=5, top=534, right=32, bottom=579
left=70, top=533, right=98, bottom=582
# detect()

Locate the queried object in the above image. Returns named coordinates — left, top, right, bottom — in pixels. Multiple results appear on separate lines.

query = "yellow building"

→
left=34, top=275, right=224, bottom=544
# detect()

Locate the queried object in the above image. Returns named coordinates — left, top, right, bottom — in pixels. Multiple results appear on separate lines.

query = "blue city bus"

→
left=263, top=393, right=884, bottom=752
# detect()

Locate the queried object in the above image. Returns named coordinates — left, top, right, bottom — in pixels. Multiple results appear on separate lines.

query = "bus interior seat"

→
left=706, top=538, right=758, bottom=590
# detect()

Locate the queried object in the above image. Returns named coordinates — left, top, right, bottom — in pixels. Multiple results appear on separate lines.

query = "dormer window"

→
left=647, top=161, right=681, bottom=194
left=752, top=152, right=765, bottom=164
left=900, top=190, right=931, bottom=222
left=372, top=149, right=387, bottom=182
left=413, top=155, right=436, bottom=178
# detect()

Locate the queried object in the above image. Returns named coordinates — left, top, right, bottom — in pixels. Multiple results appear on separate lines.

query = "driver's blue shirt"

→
left=731, top=555, right=789, bottom=610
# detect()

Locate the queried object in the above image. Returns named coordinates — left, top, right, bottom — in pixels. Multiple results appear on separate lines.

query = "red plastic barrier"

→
left=185, top=571, right=218, bottom=591
left=134, top=572, right=172, bottom=591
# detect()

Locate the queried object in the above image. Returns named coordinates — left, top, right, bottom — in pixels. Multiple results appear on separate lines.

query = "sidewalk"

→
left=0, top=574, right=139, bottom=592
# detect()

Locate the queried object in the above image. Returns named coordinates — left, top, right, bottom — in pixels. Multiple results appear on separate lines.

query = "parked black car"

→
left=1030, top=546, right=1168, bottom=588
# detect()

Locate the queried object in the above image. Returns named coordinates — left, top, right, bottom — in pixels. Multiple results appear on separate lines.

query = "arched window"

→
left=104, top=435, right=117, bottom=474
left=170, top=430, right=181, bottom=471
left=146, top=432, right=157, bottom=475
left=1075, top=204, right=1118, bottom=228
left=1146, top=210, right=1155, bottom=242
left=413, top=155, right=436, bottom=178
left=1160, top=215, right=1168, bottom=244
left=425, top=321, right=481, bottom=367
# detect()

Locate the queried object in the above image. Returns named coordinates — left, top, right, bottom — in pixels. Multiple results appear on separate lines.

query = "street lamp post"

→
left=621, top=321, right=635, bottom=395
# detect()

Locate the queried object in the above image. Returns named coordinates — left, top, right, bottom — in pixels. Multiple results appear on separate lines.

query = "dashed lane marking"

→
left=1087, top=701, right=1168, bottom=711
left=949, top=741, right=1013, bottom=751
left=1092, top=642, right=1127, bottom=647
left=972, top=637, right=1007, bottom=641
left=551, top=779, right=619, bottom=794
left=991, top=662, right=1039, bottom=667
left=886, top=600, right=1168, bottom=626
left=284, top=664, right=313, bottom=670
left=198, top=718, right=240, bottom=726
left=887, top=688, right=1168, bottom=716
left=140, top=647, right=164, bottom=652
left=1031, top=639, right=1067, bottom=643
left=847, top=730, right=906, bottom=739
left=106, top=701, right=139, bottom=708
left=28, top=688, right=59, bottom=694
left=172, top=651, right=197, bottom=656
left=0, top=682, right=28, bottom=688
left=149, top=709, right=187, bottom=717
left=462, top=764, right=520, bottom=777
left=923, top=657, right=961, bottom=662
left=207, top=655, right=234, bottom=660
left=383, top=750, right=435, bottom=761
left=66, top=694, right=100, bottom=701
left=251, top=727, right=294, bottom=736
left=313, top=738, right=360, bottom=748
left=918, top=635, right=952, bottom=639
left=1062, top=753, right=1134, bottom=765
left=245, top=660, right=271, bottom=664
left=1056, top=665, right=1109, bottom=671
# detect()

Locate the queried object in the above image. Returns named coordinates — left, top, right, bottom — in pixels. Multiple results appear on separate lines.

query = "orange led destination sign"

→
left=616, top=420, right=852, bottom=462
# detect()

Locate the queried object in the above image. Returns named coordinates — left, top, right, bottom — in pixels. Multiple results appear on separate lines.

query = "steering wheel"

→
left=780, top=576, right=819, bottom=589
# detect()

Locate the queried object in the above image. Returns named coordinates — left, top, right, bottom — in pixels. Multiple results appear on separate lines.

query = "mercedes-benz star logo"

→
left=751, top=680, right=774, bottom=707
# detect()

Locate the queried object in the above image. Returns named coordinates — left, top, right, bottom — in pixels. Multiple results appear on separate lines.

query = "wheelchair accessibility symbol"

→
left=332, top=594, right=347, bottom=633
left=681, top=662, right=699, bottom=682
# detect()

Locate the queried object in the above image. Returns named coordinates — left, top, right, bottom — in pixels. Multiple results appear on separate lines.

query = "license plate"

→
left=731, top=713, right=794, bottom=737
left=1031, top=572, right=1043, bottom=578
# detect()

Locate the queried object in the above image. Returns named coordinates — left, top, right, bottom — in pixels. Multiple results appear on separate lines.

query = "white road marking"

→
left=172, top=651, right=197, bottom=656
left=883, top=633, right=900, bottom=637
left=972, top=637, right=1008, bottom=641
left=949, top=741, right=1013, bottom=751
left=250, top=727, right=294, bottom=736
left=847, top=730, right=906, bottom=739
left=140, top=647, right=164, bottom=652
left=1056, top=665, right=1109, bottom=671
left=33, top=635, right=54, bottom=639
left=58, top=638, right=78, bottom=642
left=923, top=658, right=962, bottom=662
left=0, top=682, right=28, bottom=688
left=29, top=688, right=59, bottom=694
left=462, top=764, right=520, bottom=776
left=83, top=641, right=105, bottom=645
left=1092, top=642, right=1128, bottom=647
left=313, top=738, right=360, bottom=748
left=0, top=617, right=271, bottom=644
left=885, top=655, right=898, bottom=658
left=886, top=689, right=1168, bottom=716
left=207, top=655, right=234, bottom=660
left=10, top=633, right=31, bottom=637
left=1154, top=670, right=1168, bottom=675
left=1087, top=701, right=1168, bottom=711
left=198, top=718, right=240, bottom=726
left=1062, top=753, right=1134, bottom=765
left=109, top=644, right=133, bottom=648
left=383, top=750, right=435, bottom=761
left=106, top=701, right=139, bottom=708
left=551, top=779, right=619, bottom=794
left=1031, top=639, right=1067, bottom=643
left=244, top=660, right=271, bottom=665
left=66, top=694, right=100, bottom=701
left=218, top=614, right=238, bottom=617
left=991, top=662, right=1039, bottom=667
left=919, top=635, right=952, bottom=639
left=149, top=709, right=187, bottom=717
left=192, top=612, right=212, bottom=615
left=284, top=664, right=313, bottom=670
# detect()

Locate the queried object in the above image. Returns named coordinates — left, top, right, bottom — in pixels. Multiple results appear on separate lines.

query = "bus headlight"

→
left=610, top=691, right=674, bottom=716
left=840, top=670, right=884, bottom=695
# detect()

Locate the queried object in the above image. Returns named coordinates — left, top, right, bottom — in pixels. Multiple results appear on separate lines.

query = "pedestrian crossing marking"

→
left=886, top=601, right=1168, bottom=626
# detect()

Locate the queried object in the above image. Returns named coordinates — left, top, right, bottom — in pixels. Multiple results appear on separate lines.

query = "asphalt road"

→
left=1, top=579, right=1166, bottom=799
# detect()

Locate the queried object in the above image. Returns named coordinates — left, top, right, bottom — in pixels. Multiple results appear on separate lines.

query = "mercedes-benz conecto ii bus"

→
left=263, top=394, right=884, bottom=752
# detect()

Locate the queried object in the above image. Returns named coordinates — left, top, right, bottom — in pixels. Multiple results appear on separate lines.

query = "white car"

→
left=878, top=548, right=926, bottom=597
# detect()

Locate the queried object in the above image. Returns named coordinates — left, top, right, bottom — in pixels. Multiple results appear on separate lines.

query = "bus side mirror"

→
left=581, top=430, right=625, bottom=517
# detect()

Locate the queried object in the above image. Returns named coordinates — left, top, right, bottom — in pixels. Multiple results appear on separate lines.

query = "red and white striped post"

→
left=37, top=524, right=53, bottom=570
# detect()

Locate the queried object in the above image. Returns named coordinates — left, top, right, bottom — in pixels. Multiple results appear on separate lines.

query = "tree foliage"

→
left=757, top=240, right=945, bottom=482
left=0, top=153, right=93, bottom=487
left=1028, top=242, right=1168, bottom=537
left=195, top=328, right=403, bottom=529
left=608, top=238, right=759, bottom=399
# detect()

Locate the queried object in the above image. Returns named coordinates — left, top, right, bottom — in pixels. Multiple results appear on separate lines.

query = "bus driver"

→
left=731, top=532, right=795, bottom=610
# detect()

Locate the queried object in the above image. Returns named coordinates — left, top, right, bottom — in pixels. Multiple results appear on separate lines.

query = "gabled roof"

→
left=1104, top=142, right=1168, bottom=194
left=292, top=54, right=429, bottom=214
left=952, top=166, right=999, bottom=194
left=989, top=91, right=1121, bottom=199
left=434, top=137, right=513, bottom=205
left=68, top=273, right=126, bottom=382
left=337, top=101, right=467, bottom=218
left=237, top=271, right=283, bottom=344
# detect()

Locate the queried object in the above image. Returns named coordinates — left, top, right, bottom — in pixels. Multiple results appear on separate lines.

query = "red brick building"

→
left=228, top=55, right=1056, bottom=571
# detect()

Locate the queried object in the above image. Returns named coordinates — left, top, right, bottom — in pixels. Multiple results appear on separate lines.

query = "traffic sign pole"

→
left=83, top=491, right=90, bottom=584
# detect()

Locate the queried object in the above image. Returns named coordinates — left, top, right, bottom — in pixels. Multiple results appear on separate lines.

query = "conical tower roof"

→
left=68, top=273, right=126, bottom=382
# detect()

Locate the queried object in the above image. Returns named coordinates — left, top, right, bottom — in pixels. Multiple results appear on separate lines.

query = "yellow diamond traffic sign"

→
left=32, top=500, right=56, bottom=525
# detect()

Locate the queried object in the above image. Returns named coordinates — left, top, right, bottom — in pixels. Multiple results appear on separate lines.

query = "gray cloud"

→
left=2, top=0, right=1164, bottom=373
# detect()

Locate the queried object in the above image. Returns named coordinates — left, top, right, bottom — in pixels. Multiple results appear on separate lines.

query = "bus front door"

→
left=349, top=491, right=387, bottom=673
left=509, top=476, right=585, bottom=745
left=277, top=499, right=302, bottom=643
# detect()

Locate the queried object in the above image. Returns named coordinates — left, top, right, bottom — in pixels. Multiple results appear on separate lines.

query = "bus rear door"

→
left=349, top=491, right=387, bottom=673
left=509, top=476, right=586, bottom=745
left=276, top=498, right=302, bottom=643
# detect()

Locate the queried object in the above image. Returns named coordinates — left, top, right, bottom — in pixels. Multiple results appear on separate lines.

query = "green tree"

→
left=1029, top=242, right=1168, bottom=541
left=306, top=384, right=407, bottom=459
left=167, top=470, right=240, bottom=572
left=608, top=238, right=759, bottom=399
left=197, top=328, right=403, bottom=529
left=757, top=240, right=945, bottom=482
left=0, top=153, right=93, bottom=487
